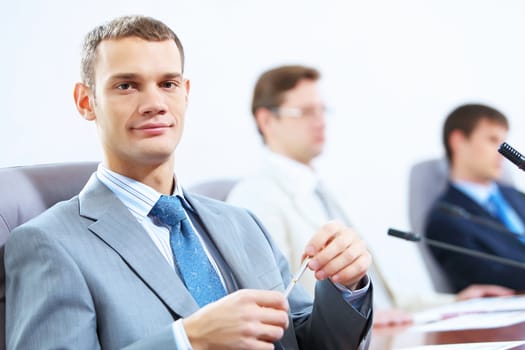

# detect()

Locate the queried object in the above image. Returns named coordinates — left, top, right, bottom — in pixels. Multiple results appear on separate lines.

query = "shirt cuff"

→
left=172, top=319, right=193, bottom=350
left=333, top=274, right=371, bottom=310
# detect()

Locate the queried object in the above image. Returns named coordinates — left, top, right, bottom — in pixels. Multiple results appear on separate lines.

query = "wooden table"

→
left=370, top=321, right=525, bottom=349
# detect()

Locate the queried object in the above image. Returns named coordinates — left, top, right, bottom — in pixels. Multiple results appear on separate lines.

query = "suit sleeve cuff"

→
left=172, top=319, right=193, bottom=349
left=333, top=274, right=371, bottom=312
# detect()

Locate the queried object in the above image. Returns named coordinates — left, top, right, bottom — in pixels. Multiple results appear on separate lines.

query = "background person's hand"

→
left=373, top=308, right=414, bottom=327
left=456, top=284, right=515, bottom=301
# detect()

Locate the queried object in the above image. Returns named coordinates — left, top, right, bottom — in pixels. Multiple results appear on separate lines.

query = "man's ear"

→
left=449, top=129, right=467, bottom=155
left=254, top=107, right=274, bottom=137
left=183, top=78, right=191, bottom=103
left=73, top=83, right=96, bottom=121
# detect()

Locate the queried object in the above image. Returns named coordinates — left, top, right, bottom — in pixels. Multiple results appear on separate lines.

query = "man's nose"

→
left=312, top=110, right=326, bottom=127
left=138, top=86, right=168, bottom=116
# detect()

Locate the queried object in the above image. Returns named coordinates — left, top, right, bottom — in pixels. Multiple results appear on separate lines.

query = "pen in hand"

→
left=283, top=257, right=312, bottom=298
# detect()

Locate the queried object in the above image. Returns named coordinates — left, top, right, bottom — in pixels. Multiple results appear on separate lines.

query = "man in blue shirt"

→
left=426, top=103, right=525, bottom=291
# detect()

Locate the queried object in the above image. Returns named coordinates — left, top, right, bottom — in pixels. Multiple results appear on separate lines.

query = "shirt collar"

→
left=96, top=163, right=193, bottom=219
left=264, top=150, right=320, bottom=196
left=451, top=180, right=498, bottom=206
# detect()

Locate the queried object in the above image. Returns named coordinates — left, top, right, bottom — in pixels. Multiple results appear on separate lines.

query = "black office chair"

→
left=0, top=162, right=98, bottom=350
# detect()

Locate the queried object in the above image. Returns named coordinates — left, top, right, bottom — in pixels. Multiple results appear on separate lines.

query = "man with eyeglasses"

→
left=227, top=65, right=513, bottom=327
left=228, top=65, right=332, bottom=295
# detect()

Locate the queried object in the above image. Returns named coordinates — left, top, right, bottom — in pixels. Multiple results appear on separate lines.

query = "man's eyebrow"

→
left=107, top=72, right=183, bottom=81
left=107, top=73, right=141, bottom=81
left=162, top=73, right=184, bottom=80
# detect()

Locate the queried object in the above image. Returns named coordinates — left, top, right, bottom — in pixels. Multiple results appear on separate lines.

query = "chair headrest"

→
left=0, top=162, right=98, bottom=245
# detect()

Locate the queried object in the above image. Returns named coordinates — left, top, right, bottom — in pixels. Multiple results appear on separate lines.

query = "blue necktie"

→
left=486, top=191, right=524, bottom=236
left=149, top=195, right=226, bottom=307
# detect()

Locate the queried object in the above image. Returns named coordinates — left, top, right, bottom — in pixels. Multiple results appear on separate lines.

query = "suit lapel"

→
left=184, top=193, right=301, bottom=349
left=500, top=184, right=525, bottom=222
left=448, top=184, right=494, bottom=218
left=79, top=175, right=199, bottom=317
left=184, top=192, right=271, bottom=290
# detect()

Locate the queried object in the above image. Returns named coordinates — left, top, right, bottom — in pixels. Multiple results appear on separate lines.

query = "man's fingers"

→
left=314, top=238, right=365, bottom=279
left=255, top=323, right=286, bottom=342
left=254, top=304, right=289, bottom=329
left=329, top=253, right=371, bottom=286
left=303, top=222, right=371, bottom=287
left=245, top=290, right=288, bottom=311
left=304, top=220, right=343, bottom=257
left=312, top=232, right=355, bottom=270
left=237, top=338, right=279, bottom=350
left=373, top=309, right=413, bottom=327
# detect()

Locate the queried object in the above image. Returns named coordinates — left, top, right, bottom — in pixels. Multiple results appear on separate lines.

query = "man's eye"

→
left=117, top=83, right=133, bottom=90
left=161, top=81, right=179, bottom=89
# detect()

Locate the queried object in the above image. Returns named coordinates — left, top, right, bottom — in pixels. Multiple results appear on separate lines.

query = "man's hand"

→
left=304, top=221, right=371, bottom=289
left=373, top=309, right=413, bottom=327
left=456, top=284, right=515, bottom=301
left=183, top=289, right=289, bottom=350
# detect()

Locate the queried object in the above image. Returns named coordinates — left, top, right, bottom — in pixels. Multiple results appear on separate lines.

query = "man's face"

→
left=85, top=37, right=189, bottom=171
left=454, top=118, right=508, bottom=183
left=265, top=79, right=326, bottom=165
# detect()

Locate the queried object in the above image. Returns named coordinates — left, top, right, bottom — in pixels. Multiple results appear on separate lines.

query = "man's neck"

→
left=449, top=169, right=493, bottom=186
left=103, top=158, right=175, bottom=194
left=266, top=147, right=314, bottom=169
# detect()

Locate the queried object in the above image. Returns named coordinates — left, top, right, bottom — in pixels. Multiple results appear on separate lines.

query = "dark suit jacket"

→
left=425, top=182, right=525, bottom=292
left=5, top=175, right=372, bottom=349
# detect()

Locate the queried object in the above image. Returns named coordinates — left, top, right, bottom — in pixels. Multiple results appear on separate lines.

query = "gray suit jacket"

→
left=6, top=175, right=372, bottom=349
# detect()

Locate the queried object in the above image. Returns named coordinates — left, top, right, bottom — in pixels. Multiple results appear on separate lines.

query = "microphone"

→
left=498, top=142, right=525, bottom=171
left=388, top=228, right=525, bottom=271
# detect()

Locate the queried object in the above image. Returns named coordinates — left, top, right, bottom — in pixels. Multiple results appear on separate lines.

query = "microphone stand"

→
left=388, top=228, right=525, bottom=271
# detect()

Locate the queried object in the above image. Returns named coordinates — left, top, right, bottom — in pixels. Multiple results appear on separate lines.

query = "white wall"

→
left=3, top=0, right=525, bottom=296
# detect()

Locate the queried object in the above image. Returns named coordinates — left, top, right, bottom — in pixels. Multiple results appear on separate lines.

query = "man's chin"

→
left=493, top=168, right=504, bottom=180
left=315, top=148, right=324, bottom=158
left=137, top=152, right=174, bottom=166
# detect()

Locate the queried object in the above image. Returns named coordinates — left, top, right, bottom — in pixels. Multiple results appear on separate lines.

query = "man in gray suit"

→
left=5, top=16, right=373, bottom=349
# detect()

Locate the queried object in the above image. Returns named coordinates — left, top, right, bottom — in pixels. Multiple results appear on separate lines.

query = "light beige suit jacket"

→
left=227, top=152, right=455, bottom=310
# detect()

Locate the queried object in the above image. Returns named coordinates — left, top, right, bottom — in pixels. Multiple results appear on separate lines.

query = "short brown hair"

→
left=251, top=65, right=320, bottom=139
left=443, top=103, right=509, bottom=162
left=80, top=15, right=184, bottom=89
left=251, top=65, right=320, bottom=116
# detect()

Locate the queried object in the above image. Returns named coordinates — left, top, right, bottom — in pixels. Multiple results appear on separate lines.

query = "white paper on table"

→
left=396, top=340, right=525, bottom=350
left=409, top=311, right=525, bottom=332
left=413, top=295, right=525, bottom=324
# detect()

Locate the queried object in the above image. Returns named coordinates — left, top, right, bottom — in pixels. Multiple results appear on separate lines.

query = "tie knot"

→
left=486, top=191, right=504, bottom=213
left=149, top=195, right=186, bottom=227
left=488, top=191, right=500, bottom=201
